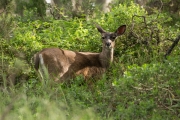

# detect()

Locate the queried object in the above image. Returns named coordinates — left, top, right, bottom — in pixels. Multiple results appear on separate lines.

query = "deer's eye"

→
left=110, top=36, right=116, bottom=40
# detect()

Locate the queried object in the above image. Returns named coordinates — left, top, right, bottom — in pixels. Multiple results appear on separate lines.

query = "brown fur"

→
left=33, top=25, right=126, bottom=83
left=34, top=48, right=105, bottom=82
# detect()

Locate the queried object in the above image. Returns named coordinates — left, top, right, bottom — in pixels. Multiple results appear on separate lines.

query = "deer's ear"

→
left=115, top=25, right=126, bottom=36
left=96, top=25, right=106, bottom=33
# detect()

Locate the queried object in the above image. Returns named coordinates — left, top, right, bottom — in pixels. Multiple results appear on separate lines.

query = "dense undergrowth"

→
left=0, top=2, right=180, bottom=120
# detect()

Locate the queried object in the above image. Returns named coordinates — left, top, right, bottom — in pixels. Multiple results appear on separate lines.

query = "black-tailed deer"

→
left=33, top=25, right=126, bottom=83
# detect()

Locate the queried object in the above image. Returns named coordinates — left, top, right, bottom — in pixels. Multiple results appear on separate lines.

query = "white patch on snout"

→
left=105, top=39, right=113, bottom=49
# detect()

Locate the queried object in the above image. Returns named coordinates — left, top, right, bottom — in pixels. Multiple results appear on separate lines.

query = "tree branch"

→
left=165, top=35, right=180, bottom=59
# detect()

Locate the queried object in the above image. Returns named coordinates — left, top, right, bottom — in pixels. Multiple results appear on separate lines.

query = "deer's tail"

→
left=32, top=53, right=40, bottom=70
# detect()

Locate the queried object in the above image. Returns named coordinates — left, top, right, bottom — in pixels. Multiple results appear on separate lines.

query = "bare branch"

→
left=165, top=35, right=180, bottom=59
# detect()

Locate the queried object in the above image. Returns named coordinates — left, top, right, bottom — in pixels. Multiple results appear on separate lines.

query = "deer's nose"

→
left=106, top=42, right=111, bottom=47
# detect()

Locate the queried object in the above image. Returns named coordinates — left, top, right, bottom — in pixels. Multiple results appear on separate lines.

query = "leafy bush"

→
left=0, top=84, right=103, bottom=120
left=94, top=2, right=179, bottom=64
left=0, top=1, right=180, bottom=120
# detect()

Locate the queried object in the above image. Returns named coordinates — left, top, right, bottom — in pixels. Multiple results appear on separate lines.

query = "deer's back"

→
left=33, top=48, right=105, bottom=82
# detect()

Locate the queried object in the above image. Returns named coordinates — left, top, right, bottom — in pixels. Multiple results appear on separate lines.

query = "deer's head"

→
left=97, top=25, right=126, bottom=50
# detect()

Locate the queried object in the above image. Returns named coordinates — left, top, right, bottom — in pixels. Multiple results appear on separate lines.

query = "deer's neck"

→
left=99, top=48, right=114, bottom=68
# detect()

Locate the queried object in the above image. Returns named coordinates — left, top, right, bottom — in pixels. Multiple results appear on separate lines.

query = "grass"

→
left=0, top=56, right=179, bottom=120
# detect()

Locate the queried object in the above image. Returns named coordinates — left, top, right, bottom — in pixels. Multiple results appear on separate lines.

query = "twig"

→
left=131, top=15, right=148, bottom=29
left=165, top=35, right=180, bottom=59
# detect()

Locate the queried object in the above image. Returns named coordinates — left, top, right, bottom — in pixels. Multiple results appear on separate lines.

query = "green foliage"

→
left=0, top=84, right=102, bottom=120
left=0, top=1, right=180, bottom=120
left=95, top=2, right=147, bottom=30
left=11, top=19, right=100, bottom=60
left=112, top=56, right=180, bottom=119
left=15, top=0, right=46, bottom=18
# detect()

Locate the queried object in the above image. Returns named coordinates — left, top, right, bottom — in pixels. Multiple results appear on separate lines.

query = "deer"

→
left=32, top=25, right=126, bottom=83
